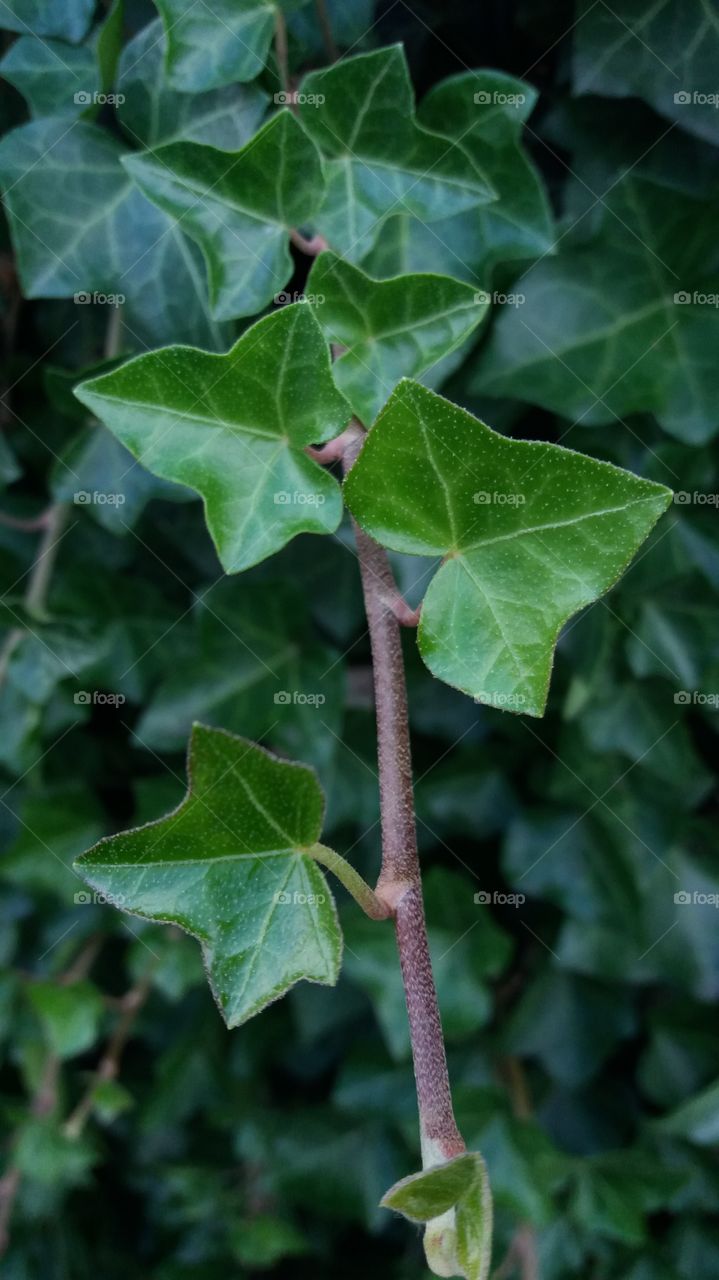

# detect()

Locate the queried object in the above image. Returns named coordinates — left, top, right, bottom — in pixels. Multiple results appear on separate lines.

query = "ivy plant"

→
left=0, top=4, right=688, bottom=1277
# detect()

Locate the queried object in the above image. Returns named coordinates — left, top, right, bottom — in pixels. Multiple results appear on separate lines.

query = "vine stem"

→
left=342, top=433, right=465, bottom=1166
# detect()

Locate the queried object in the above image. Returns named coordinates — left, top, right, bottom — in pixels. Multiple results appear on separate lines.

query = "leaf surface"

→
left=118, top=18, right=268, bottom=149
left=344, top=380, right=672, bottom=715
left=307, top=251, right=487, bottom=423
left=75, top=724, right=343, bottom=1027
left=297, top=47, right=496, bottom=261
left=153, top=0, right=276, bottom=92
left=74, top=305, right=349, bottom=572
left=0, top=118, right=228, bottom=350
left=124, top=111, right=325, bottom=319
left=362, top=70, right=553, bottom=284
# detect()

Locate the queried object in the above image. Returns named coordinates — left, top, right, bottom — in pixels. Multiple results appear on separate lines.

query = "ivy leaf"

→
left=74, top=305, right=350, bottom=573
left=153, top=0, right=276, bottom=92
left=343, top=380, right=672, bottom=716
left=0, top=37, right=97, bottom=118
left=74, top=724, right=343, bottom=1028
left=0, top=118, right=229, bottom=350
left=0, top=0, right=94, bottom=42
left=117, top=18, right=268, bottom=150
left=298, top=46, right=496, bottom=261
left=306, top=251, right=487, bottom=423
left=470, top=172, right=719, bottom=445
left=382, top=1152, right=493, bottom=1280
left=573, top=0, right=719, bottom=146
left=124, top=111, right=325, bottom=320
left=362, top=71, right=553, bottom=284
left=27, top=980, right=105, bottom=1059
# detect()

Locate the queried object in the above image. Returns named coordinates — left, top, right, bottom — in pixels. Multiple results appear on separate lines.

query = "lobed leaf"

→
left=0, top=118, right=228, bottom=350
left=74, top=724, right=343, bottom=1028
left=124, top=111, right=325, bottom=319
left=343, top=380, right=672, bottom=716
left=297, top=46, right=496, bottom=261
left=153, top=0, right=276, bottom=92
left=307, top=251, right=488, bottom=423
left=470, top=171, right=719, bottom=444
left=362, top=70, right=553, bottom=284
left=118, top=18, right=268, bottom=149
left=74, top=305, right=350, bottom=573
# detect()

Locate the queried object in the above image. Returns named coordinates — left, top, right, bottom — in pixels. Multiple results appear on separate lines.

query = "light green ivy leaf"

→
left=74, top=724, right=343, bottom=1028
left=382, top=1152, right=493, bottom=1280
left=124, top=110, right=325, bottom=320
left=344, top=380, right=672, bottom=716
left=74, top=305, right=350, bottom=573
left=118, top=18, right=268, bottom=149
left=297, top=46, right=496, bottom=262
left=0, top=36, right=97, bottom=118
left=306, top=251, right=488, bottom=423
left=153, top=0, right=276, bottom=92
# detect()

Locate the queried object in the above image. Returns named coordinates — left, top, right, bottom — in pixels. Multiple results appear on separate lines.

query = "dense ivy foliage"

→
left=0, top=2, right=717, bottom=1278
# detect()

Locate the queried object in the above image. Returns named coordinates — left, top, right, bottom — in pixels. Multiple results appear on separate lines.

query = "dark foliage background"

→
left=1, top=2, right=718, bottom=1277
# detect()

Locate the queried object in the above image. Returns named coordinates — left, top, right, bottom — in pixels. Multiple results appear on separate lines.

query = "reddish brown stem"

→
left=343, top=436, right=464, bottom=1164
left=289, top=227, right=329, bottom=256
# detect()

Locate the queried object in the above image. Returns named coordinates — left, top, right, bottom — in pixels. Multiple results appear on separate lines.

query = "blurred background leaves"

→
left=0, top=1, right=717, bottom=1278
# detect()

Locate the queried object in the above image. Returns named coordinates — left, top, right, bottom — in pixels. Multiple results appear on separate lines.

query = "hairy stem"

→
left=274, top=8, right=293, bottom=108
left=307, top=842, right=391, bottom=920
left=342, top=436, right=464, bottom=1164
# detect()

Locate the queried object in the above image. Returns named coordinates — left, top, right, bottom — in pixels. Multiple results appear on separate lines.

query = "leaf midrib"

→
left=86, top=393, right=284, bottom=441
left=457, top=495, right=663, bottom=554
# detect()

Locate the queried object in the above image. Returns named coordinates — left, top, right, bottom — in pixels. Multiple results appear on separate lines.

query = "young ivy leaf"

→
left=306, top=251, right=488, bottom=423
left=74, top=304, right=350, bottom=573
left=344, top=380, right=673, bottom=717
left=153, top=0, right=275, bottom=93
left=123, top=111, right=325, bottom=320
left=297, top=46, right=496, bottom=261
left=74, top=724, right=343, bottom=1029
left=382, top=1152, right=493, bottom=1280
